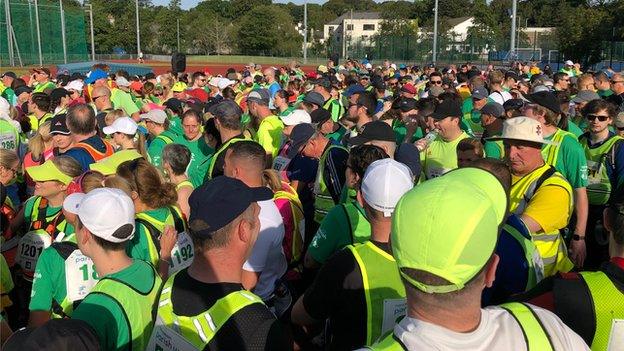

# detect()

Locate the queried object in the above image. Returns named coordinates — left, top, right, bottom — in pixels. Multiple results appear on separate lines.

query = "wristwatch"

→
left=572, top=234, right=585, bottom=241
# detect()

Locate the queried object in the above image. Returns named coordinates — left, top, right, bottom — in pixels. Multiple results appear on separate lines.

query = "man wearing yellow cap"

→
left=490, top=117, right=575, bottom=278
left=368, top=167, right=588, bottom=350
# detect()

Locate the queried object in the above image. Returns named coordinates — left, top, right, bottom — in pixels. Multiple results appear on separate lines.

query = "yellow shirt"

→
left=255, top=114, right=284, bottom=159
left=512, top=174, right=572, bottom=233
left=422, top=131, right=469, bottom=179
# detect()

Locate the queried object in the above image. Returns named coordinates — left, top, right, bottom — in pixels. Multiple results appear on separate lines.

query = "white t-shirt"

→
left=387, top=305, right=589, bottom=350
left=488, top=90, right=513, bottom=105
left=243, top=200, right=287, bottom=300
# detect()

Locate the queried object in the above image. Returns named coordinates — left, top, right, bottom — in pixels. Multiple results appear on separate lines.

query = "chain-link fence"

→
left=0, top=0, right=89, bottom=66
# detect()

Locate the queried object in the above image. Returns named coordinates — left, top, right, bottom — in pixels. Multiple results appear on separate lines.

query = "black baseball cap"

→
left=50, top=88, right=71, bottom=101
left=1, top=71, right=16, bottom=79
left=480, top=102, right=505, bottom=118
left=14, top=85, right=33, bottom=96
left=431, top=99, right=462, bottom=120
left=503, top=98, right=525, bottom=111
left=398, top=98, right=417, bottom=112
left=50, top=114, right=70, bottom=135
left=288, top=123, right=316, bottom=158
left=349, top=120, right=396, bottom=146
left=310, top=108, right=331, bottom=124
left=527, top=91, right=560, bottom=114
left=188, top=176, right=273, bottom=239
left=3, top=319, right=100, bottom=351
left=164, top=98, right=183, bottom=113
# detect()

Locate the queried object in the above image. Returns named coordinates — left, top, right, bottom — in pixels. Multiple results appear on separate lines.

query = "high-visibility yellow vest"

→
left=579, top=135, right=623, bottom=205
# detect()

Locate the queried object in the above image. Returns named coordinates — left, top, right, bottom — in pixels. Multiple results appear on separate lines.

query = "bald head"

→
left=92, top=86, right=111, bottom=97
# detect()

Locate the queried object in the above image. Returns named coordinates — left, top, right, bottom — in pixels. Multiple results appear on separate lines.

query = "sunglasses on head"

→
left=586, top=114, right=609, bottom=122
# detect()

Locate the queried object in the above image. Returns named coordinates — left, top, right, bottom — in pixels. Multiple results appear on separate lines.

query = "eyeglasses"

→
left=430, top=80, right=443, bottom=85
left=611, top=80, right=624, bottom=84
left=92, top=95, right=105, bottom=102
left=586, top=114, right=610, bottom=122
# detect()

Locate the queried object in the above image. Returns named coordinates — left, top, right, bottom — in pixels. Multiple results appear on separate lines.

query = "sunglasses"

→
left=92, top=95, right=105, bottom=102
left=430, top=81, right=443, bottom=85
left=586, top=114, right=609, bottom=122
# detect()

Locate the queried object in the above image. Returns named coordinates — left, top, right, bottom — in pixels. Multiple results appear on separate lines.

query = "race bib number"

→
left=586, top=160, right=602, bottom=185
left=168, top=232, right=194, bottom=275
left=65, top=250, right=98, bottom=302
left=146, top=317, right=197, bottom=351
left=0, top=132, right=16, bottom=151
left=607, top=319, right=624, bottom=351
left=18, top=231, right=52, bottom=274
left=272, top=156, right=291, bottom=172
left=381, top=298, right=407, bottom=335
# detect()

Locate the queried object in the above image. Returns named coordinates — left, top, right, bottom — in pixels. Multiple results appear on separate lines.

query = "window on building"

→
left=346, top=24, right=354, bottom=31
left=363, top=24, right=375, bottom=31
left=328, top=26, right=335, bottom=34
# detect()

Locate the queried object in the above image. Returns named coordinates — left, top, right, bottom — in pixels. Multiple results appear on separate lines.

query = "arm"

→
left=570, top=187, right=588, bottom=267
left=9, top=206, right=25, bottom=236
left=28, top=310, right=51, bottom=327
left=242, top=270, right=261, bottom=291
left=158, top=225, right=178, bottom=280
left=176, top=187, right=192, bottom=219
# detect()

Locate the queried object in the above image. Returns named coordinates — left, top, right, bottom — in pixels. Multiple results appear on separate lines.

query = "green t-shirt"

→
left=326, top=124, right=348, bottom=143
left=33, top=81, right=55, bottom=93
left=484, top=139, right=504, bottom=160
left=542, top=130, right=589, bottom=189
left=307, top=203, right=370, bottom=265
left=422, top=132, right=469, bottom=180
left=72, top=260, right=157, bottom=351
left=567, top=120, right=584, bottom=138
left=126, top=207, right=174, bottom=267
left=23, top=196, right=75, bottom=236
left=255, top=115, right=284, bottom=159
left=461, top=98, right=480, bottom=136
left=1, top=87, right=16, bottom=106
left=598, top=89, right=613, bottom=98
left=110, top=88, right=140, bottom=117
left=168, top=116, right=183, bottom=136
left=278, top=106, right=296, bottom=118
left=392, top=120, right=424, bottom=144
left=180, top=137, right=214, bottom=188
left=147, top=130, right=179, bottom=168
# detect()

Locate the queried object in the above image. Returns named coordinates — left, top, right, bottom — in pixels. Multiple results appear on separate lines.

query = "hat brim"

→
left=49, top=129, right=71, bottom=136
left=27, top=161, right=73, bottom=185
left=249, top=186, right=274, bottom=202
left=348, top=134, right=372, bottom=146
left=63, top=192, right=85, bottom=215
left=102, top=126, right=117, bottom=135
left=487, top=135, right=554, bottom=145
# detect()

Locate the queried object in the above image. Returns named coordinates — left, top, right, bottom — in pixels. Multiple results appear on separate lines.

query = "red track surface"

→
left=108, top=59, right=319, bottom=75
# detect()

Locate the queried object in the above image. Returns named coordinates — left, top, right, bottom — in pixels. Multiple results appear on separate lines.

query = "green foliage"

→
left=555, top=4, right=610, bottom=65
left=236, top=5, right=302, bottom=56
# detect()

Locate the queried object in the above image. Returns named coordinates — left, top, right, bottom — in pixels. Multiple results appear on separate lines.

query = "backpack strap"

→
left=340, top=204, right=354, bottom=244
left=534, top=165, right=557, bottom=194
left=135, top=218, right=162, bottom=253
left=167, top=206, right=186, bottom=234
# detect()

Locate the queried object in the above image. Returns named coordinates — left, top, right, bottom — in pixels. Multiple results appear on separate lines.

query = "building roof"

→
left=446, top=16, right=473, bottom=28
left=327, top=11, right=382, bottom=25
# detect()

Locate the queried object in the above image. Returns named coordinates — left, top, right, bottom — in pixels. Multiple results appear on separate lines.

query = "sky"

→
left=153, top=0, right=364, bottom=10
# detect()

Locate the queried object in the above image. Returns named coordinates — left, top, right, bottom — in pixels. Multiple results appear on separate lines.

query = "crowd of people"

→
left=0, top=57, right=622, bottom=351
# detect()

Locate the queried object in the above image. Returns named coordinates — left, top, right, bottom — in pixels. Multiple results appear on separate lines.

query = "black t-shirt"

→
left=208, top=134, right=245, bottom=179
left=170, top=269, right=291, bottom=351
left=302, top=241, right=391, bottom=350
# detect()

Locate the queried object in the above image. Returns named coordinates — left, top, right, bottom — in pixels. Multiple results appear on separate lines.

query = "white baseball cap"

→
left=65, top=80, right=84, bottom=92
left=361, top=159, right=414, bottom=217
left=67, top=188, right=136, bottom=243
left=102, top=117, right=138, bottom=135
left=115, top=76, right=130, bottom=87
left=488, top=116, right=555, bottom=145
left=208, top=77, right=221, bottom=87
left=217, top=78, right=235, bottom=90
left=140, top=109, right=167, bottom=124
left=281, top=109, right=311, bottom=126
left=565, top=60, right=574, bottom=66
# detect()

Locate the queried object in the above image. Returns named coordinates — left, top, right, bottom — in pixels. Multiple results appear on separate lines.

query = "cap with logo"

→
left=398, top=98, right=417, bottom=112
left=89, top=150, right=143, bottom=176
left=67, top=188, right=136, bottom=243
left=281, top=109, right=311, bottom=126
left=188, top=176, right=273, bottom=239
left=480, top=102, right=505, bottom=118
left=431, top=99, right=462, bottom=120
left=84, top=69, right=108, bottom=84
left=140, top=109, right=167, bottom=124
left=488, top=116, right=554, bottom=145
left=247, top=89, right=270, bottom=105
left=471, top=86, right=489, bottom=100
left=302, top=91, right=325, bottom=107
left=27, top=159, right=74, bottom=185
left=288, top=123, right=316, bottom=158
left=391, top=167, right=508, bottom=293
left=361, top=159, right=414, bottom=217
left=102, top=116, right=138, bottom=135
left=349, top=120, right=396, bottom=146
left=49, top=114, right=70, bottom=135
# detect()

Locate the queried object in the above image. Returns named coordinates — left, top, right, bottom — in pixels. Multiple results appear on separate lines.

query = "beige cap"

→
left=488, top=116, right=555, bottom=145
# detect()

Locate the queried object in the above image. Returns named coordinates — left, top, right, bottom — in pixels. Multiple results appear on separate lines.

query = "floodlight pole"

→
left=87, top=4, right=95, bottom=61
left=510, top=0, right=517, bottom=60
left=4, top=0, right=14, bottom=66
left=303, top=1, right=307, bottom=64
left=34, top=0, right=43, bottom=66
left=432, top=0, right=438, bottom=63
left=60, top=0, right=67, bottom=63
left=177, top=19, right=180, bottom=52
left=135, top=0, right=141, bottom=57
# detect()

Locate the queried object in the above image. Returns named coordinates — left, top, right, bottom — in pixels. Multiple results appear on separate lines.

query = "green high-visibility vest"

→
left=89, top=261, right=162, bottom=351
left=147, top=272, right=264, bottom=350
left=0, top=119, right=19, bottom=151
left=205, top=136, right=247, bottom=181
left=367, top=302, right=554, bottom=350
left=347, top=241, right=406, bottom=345
left=313, top=144, right=347, bottom=223
left=541, top=128, right=576, bottom=167
left=579, top=135, right=623, bottom=205
left=579, top=271, right=624, bottom=351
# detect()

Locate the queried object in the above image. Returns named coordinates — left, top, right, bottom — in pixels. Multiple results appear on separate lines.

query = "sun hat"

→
left=391, top=167, right=508, bottom=293
left=487, top=116, right=554, bottom=145
left=361, top=159, right=413, bottom=217
left=27, top=159, right=73, bottom=185
left=89, top=150, right=143, bottom=176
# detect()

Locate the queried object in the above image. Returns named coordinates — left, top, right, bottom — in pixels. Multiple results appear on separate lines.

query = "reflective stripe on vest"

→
left=579, top=271, right=624, bottom=351
left=153, top=272, right=264, bottom=349
left=580, top=135, right=623, bottom=205
left=274, top=182, right=305, bottom=265
left=500, top=302, right=555, bottom=351
left=366, top=329, right=407, bottom=351
left=176, top=180, right=194, bottom=191
left=348, top=241, right=406, bottom=345
left=89, top=261, right=162, bottom=351
left=341, top=203, right=371, bottom=245
left=206, top=137, right=246, bottom=180
left=72, top=140, right=115, bottom=162
left=313, top=144, right=347, bottom=223
left=541, top=128, right=574, bottom=167
left=510, top=164, right=574, bottom=277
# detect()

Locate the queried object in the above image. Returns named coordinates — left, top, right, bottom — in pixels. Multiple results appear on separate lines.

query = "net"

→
left=0, top=0, right=88, bottom=66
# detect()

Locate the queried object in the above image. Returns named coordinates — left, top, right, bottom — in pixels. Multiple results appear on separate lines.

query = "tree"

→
left=192, top=15, right=234, bottom=54
left=237, top=5, right=302, bottom=56
left=556, top=4, right=610, bottom=65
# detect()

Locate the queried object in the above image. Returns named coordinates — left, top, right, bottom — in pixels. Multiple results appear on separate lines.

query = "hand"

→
left=383, top=100, right=392, bottom=112
left=414, top=138, right=428, bottom=151
left=159, top=225, right=178, bottom=260
left=569, top=239, right=586, bottom=268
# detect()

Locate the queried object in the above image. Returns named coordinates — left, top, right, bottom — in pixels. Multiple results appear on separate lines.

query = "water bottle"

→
left=416, top=129, right=439, bottom=151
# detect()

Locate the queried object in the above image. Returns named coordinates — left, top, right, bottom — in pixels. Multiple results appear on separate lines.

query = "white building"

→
left=322, top=11, right=383, bottom=46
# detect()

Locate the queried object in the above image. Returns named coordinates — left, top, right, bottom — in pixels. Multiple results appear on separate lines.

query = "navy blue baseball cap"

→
left=188, top=177, right=273, bottom=239
left=344, top=84, right=366, bottom=97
